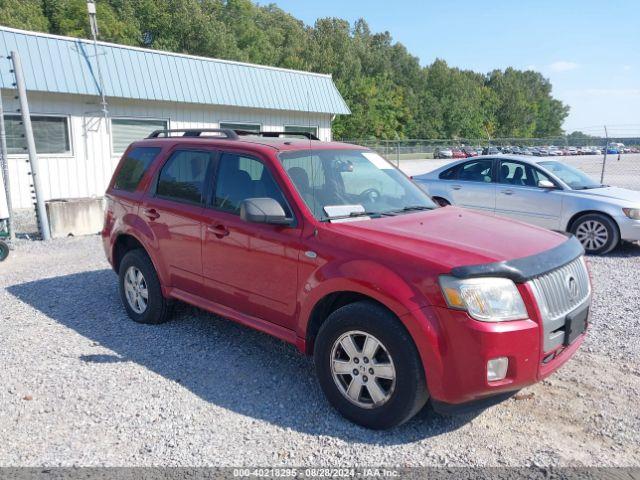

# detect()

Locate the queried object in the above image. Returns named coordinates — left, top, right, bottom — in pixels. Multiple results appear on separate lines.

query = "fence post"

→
left=11, top=50, right=51, bottom=240
left=600, top=126, right=608, bottom=184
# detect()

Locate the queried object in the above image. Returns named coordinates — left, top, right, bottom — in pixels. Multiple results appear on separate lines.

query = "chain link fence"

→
left=339, top=137, right=640, bottom=190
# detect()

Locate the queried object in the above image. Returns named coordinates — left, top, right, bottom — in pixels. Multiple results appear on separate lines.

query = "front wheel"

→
left=314, top=301, right=428, bottom=429
left=570, top=213, right=619, bottom=255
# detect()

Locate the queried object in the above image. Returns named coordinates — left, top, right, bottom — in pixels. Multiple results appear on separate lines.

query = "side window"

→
left=499, top=161, right=551, bottom=187
left=458, top=160, right=493, bottom=183
left=113, top=147, right=162, bottom=192
left=439, top=166, right=458, bottom=180
left=214, top=153, right=291, bottom=216
left=156, top=150, right=213, bottom=204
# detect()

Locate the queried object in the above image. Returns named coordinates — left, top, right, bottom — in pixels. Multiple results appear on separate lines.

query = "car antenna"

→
left=307, top=89, right=318, bottom=223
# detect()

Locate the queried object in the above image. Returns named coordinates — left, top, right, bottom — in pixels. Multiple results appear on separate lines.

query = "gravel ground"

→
left=1, top=235, right=639, bottom=467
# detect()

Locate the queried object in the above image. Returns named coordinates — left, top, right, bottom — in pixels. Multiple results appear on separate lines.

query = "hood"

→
left=328, top=207, right=567, bottom=273
left=567, top=186, right=640, bottom=204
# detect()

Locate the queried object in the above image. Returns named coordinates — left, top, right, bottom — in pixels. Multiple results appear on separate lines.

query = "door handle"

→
left=207, top=224, right=230, bottom=238
left=451, top=185, right=462, bottom=190
left=501, top=189, right=514, bottom=195
left=143, top=208, right=160, bottom=220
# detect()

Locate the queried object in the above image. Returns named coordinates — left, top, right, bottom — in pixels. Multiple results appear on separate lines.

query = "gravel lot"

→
left=1, top=234, right=639, bottom=468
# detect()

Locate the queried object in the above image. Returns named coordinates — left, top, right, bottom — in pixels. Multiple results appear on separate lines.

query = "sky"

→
left=266, top=0, right=640, bottom=136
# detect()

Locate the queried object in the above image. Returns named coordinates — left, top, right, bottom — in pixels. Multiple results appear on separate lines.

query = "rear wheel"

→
left=119, top=249, right=172, bottom=324
left=314, top=301, right=428, bottom=429
left=570, top=213, right=619, bottom=255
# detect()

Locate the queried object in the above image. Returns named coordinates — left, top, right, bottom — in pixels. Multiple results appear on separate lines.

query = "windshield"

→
left=279, top=149, right=436, bottom=220
left=539, top=161, right=602, bottom=189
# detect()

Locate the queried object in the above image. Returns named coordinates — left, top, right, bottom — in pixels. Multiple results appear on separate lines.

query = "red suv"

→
left=102, top=129, right=591, bottom=429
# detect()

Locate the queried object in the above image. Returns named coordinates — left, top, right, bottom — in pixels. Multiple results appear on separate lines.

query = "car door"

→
left=200, top=150, right=302, bottom=330
left=447, top=159, right=496, bottom=213
left=494, top=159, right=563, bottom=229
left=140, top=148, right=215, bottom=296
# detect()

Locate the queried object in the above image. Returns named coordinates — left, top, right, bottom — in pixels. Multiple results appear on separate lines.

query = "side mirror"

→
left=240, top=198, right=292, bottom=225
left=538, top=180, right=556, bottom=189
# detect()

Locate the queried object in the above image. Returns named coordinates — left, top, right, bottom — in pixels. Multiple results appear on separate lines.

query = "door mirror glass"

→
left=538, top=179, right=556, bottom=189
left=240, top=198, right=292, bottom=225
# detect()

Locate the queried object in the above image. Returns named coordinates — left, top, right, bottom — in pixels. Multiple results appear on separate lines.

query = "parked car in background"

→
left=413, top=155, right=640, bottom=254
left=463, top=147, right=478, bottom=157
left=482, top=146, right=500, bottom=155
left=535, top=147, right=548, bottom=156
left=451, top=148, right=467, bottom=159
left=567, top=147, right=578, bottom=155
left=548, top=146, right=564, bottom=156
left=102, top=130, right=591, bottom=429
left=434, top=147, right=453, bottom=159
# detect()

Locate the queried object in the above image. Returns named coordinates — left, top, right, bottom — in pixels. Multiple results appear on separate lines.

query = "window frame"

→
left=152, top=147, right=217, bottom=207
left=4, top=113, right=73, bottom=157
left=457, top=158, right=496, bottom=184
left=110, top=116, right=170, bottom=156
left=219, top=121, right=262, bottom=133
left=497, top=159, right=559, bottom=189
left=208, top=149, right=297, bottom=225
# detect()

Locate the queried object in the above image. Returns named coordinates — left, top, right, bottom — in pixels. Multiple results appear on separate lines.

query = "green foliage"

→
left=0, top=0, right=569, bottom=139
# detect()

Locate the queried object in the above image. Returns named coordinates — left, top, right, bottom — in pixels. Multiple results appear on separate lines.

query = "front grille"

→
left=528, top=256, right=591, bottom=352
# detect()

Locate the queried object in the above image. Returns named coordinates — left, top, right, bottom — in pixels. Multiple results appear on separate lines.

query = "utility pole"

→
left=87, top=0, right=109, bottom=131
left=0, top=90, right=15, bottom=240
left=600, top=125, right=608, bottom=184
left=11, top=51, right=51, bottom=240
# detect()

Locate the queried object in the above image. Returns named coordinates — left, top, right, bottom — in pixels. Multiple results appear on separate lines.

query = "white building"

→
left=0, top=26, right=350, bottom=210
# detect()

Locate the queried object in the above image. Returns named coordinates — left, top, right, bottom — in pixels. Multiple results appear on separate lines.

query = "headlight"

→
left=439, top=276, right=528, bottom=322
left=623, top=208, right=640, bottom=220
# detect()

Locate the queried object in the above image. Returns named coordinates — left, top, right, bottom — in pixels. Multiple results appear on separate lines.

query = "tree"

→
left=0, top=1, right=570, bottom=140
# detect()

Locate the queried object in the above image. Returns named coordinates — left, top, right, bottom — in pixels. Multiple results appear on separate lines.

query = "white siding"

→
left=1, top=91, right=333, bottom=209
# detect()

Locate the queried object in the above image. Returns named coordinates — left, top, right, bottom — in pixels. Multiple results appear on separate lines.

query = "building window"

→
left=4, top=114, right=71, bottom=155
left=219, top=122, right=261, bottom=133
left=284, top=125, right=318, bottom=138
left=112, top=118, right=168, bottom=154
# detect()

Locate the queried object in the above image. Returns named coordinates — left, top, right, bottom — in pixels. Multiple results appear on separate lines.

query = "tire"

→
left=570, top=213, right=620, bottom=255
left=118, top=249, right=172, bottom=324
left=0, top=240, right=8, bottom=262
left=314, top=301, right=428, bottom=429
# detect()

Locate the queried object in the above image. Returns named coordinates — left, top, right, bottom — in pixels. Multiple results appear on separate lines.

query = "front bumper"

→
left=615, top=215, right=640, bottom=242
left=408, top=298, right=587, bottom=407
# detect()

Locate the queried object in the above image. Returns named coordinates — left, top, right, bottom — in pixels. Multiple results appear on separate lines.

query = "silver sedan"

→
left=412, top=155, right=640, bottom=254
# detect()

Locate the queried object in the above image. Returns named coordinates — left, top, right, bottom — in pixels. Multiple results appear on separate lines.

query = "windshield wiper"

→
left=388, top=205, right=434, bottom=214
left=320, top=210, right=397, bottom=222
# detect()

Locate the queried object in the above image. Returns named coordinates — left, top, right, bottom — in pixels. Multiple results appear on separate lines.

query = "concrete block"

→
left=45, top=197, right=104, bottom=239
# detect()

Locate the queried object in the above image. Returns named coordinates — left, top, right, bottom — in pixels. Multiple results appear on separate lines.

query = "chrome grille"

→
left=529, top=256, right=591, bottom=320
left=528, top=256, right=591, bottom=352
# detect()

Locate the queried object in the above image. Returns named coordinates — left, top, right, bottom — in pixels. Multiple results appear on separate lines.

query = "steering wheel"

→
left=359, top=188, right=382, bottom=204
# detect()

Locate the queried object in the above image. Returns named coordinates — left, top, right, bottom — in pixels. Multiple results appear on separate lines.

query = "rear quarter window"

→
left=439, top=166, right=458, bottom=180
left=113, top=147, right=162, bottom=192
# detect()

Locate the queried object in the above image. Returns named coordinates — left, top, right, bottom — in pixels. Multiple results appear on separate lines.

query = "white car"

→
left=413, top=155, right=640, bottom=254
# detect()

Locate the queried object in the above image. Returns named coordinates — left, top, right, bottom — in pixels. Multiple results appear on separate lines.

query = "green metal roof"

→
left=0, top=26, right=350, bottom=115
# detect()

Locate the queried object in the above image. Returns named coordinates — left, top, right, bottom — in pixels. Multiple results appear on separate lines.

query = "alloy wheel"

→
left=575, top=220, right=609, bottom=251
left=124, top=266, right=149, bottom=314
left=330, top=330, right=396, bottom=409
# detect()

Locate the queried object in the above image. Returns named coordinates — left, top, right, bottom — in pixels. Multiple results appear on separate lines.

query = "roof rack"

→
left=146, top=128, right=320, bottom=141
left=235, top=130, right=320, bottom=141
left=147, top=128, right=239, bottom=139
